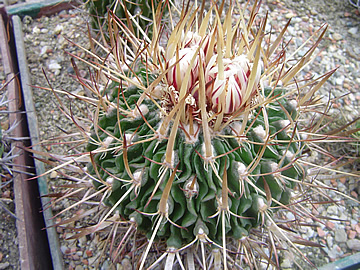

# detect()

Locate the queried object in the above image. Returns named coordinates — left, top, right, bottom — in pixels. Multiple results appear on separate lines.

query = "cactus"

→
left=85, top=0, right=159, bottom=35
left=40, top=1, right=359, bottom=269
left=0, top=84, right=18, bottom=219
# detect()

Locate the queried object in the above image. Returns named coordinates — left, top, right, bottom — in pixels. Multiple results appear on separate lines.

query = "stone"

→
left=0, top=262, right=10, bottom=270
left=326, top=235, right=334, bottom=248
left=285, top=12, right=296, bottom=19
left=32, top=26, right=40, bottom=34
left=60, top=245, right=69, bottom=254
left=317, top=227, right=326, bottom=238
left=101, top=260, right=111, bottom=270
left=348, top=230, right=356, bottom=239
left=335, top=228, right=347, bottom=243
left=332, top=33, right=343, bottom=41
left=85, top=250, right=93, bottom=257
left=310, top=9, right=318, bottom=15
left=78, top=236, right=87, bottom=246
left=287, top=26, right=295, bottom=36
left=50, top=171, right=58, bottom=179
left=301, top=16, right=309, bottom=22
left=280, top=257, right=293, bottom=269
left=48, top=62, right=61, bottom=71
left=350, top=191, right=358, bottom=199
left=348, top=27, right=358, bottom=36
left=23, top=15, right=33, bottom=25
left=327, top=205, right=339, bottom=215
left=286, top=212, right=295, bottom=221
left=355, top=224, right=360, bottom=234
left=297, top=49, right=307, bottom=57
left=326, top=221, right=335, bottom=230
left=54, top=25, right=63, bottom=35
left=121, top=258, right=132, bottom=269
left=88, top=257, right=97, bottom=265
left=40, top=46, right=50, bottom=57
left=347, top=239, right=360, bottom=251
left=302, top=226, right=315, bottom=239
left=326, top=245, right=344, bottom=259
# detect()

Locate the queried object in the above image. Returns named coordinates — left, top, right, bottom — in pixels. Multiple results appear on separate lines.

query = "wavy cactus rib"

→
left=87, top=78, right=303, bottom=244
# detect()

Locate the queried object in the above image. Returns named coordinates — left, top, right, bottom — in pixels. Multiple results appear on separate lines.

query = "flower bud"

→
left=166, top=47, right=204, bottom=93
left=205, top=55, right=261, bottom=114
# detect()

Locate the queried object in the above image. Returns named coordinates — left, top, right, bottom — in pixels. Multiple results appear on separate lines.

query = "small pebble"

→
left=348, top=230, right=356, bottom=239
left=326, top=235, right=334, bottom=248
left=350, top=191, right=358, bottom=199
left=347, top=239, right=360, bottom=251
left=88, top=257, right=97, bottom=265
left=23, top=15, right=33, bottom=25
left=348, top=27, right=358, bottom=36
left=335, top=77, right=344, bottom=86
left=0, top=262, right=10, bottom=270
left=326, top=244, right=344, bottom=259
left=32, top=26, right=40, bottom=34
left=332, top=33, right=343, bottom=41
left=85, top=250, right=93, bottom=257
left=327, top=205, right=339, bottom=215
left=49, top=171, right=58, bottom=179
left=334, top=229, right=347, bottom=243
left=355, top=224, right=360, bottom=234
left=326, top=221, right=335, bottom=230
left=48, top=62, right=61, bottom=71
left=54, top=25, right=63, bottom=35
left=60, top=245, right=69, bottom=254
left=280, top=257, right=293, bottom=269
left=285, top=12, right=296, bottom=19
left=310, top=9, right=318, bottom=15
left=317, top=227, right=326, bottom=238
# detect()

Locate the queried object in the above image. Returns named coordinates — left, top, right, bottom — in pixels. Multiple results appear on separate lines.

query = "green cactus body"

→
left=86, top=0, right=158, bottom=35
left=86, top=75, right=304, bottom=247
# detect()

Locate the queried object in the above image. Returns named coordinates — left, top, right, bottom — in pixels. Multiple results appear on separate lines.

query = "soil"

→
left=0, top=203, right=19, bottom=270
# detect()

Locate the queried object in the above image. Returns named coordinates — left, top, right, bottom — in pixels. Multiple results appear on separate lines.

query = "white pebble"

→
left=48, top=62, right=61, bottom=71
left=348, top=27, right=358, bottom=36
left=326, top=205, right=339, bottom=215
left=335, top=77, right=344, bottom=86
left=347, top=239, right=360, bottom=251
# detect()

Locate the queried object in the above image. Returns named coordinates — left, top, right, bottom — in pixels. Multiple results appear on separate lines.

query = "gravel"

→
left=0, top=202, right=19, bottom=270
left=0, top=0, right=357, bottom=269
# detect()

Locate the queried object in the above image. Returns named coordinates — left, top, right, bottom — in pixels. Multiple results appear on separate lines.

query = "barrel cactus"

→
left=41, top=1, right=358, bottom=269
left=86, top=0, right=157, bottom=34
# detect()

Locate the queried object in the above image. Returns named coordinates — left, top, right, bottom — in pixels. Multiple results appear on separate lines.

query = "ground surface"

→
left=0, top=0, right=359, bottom=269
